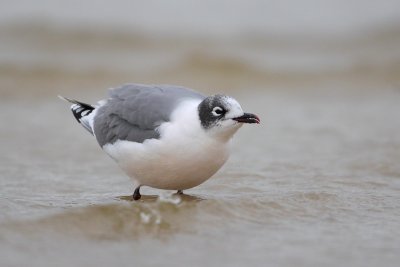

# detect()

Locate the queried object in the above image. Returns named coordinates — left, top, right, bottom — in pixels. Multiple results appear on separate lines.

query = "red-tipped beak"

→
left=233, top=113, right=260, bottom=124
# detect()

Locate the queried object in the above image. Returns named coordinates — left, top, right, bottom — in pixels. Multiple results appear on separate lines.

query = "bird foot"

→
left=133, top=186, right=141, bottom=200
left=177, top=190, right=183, bottom=195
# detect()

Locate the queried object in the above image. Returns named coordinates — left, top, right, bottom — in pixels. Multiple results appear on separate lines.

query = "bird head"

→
left=198, top=95, right=260, bottom=141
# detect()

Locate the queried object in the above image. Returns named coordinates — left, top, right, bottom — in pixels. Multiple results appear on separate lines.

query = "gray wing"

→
left=93, top=83, right=205, bottom=147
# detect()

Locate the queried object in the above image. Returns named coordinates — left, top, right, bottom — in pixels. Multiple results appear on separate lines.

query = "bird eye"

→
left=212, top=106, right=224, bottom=116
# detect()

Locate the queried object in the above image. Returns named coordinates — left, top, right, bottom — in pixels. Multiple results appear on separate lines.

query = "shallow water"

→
left=1, top=87, right=400, bottom=266
left=1, top=2, right=400, bottom=266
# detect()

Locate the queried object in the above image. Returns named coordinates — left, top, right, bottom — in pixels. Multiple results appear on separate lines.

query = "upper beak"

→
left=232, top=113, right=260, bottom=124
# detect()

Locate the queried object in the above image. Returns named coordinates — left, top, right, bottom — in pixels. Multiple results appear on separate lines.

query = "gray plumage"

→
left=93, top=84, right=205, bottom=147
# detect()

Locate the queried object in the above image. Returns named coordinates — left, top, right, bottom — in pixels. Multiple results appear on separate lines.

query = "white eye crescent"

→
left=212, top=106, right=224, bottom=116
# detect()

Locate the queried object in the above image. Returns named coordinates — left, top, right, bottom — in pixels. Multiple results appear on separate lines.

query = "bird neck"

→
left=208, top=124, right=242, bottom=143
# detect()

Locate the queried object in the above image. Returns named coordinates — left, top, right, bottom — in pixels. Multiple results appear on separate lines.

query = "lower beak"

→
left=233, top=113, right=260, bottom=124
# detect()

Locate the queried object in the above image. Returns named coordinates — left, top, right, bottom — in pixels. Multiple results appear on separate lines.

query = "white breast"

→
left=102, top=99, right=231, bottom=190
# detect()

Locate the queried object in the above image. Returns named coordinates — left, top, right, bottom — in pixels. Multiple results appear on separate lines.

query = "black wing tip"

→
left=59, top=95, right=95, bottom=108
left=59, top=95, right=95, bottom=120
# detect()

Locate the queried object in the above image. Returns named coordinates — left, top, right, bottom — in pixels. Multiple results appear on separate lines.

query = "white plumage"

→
left=61, top=84, right=259, bottom=199
left=102, top=99, right=242, bottom=190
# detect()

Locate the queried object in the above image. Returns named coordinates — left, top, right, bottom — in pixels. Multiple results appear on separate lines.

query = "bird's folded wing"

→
left=93, top=83, right=204, bottom=146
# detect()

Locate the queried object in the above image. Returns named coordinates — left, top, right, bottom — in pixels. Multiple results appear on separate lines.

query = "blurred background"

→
left=1, top=0, right=399, bottom=97
left=1, top=1, right=400, bottom=267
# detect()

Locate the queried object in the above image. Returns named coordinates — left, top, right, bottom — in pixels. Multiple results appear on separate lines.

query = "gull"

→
left=60, top=83, right=260, bottom=200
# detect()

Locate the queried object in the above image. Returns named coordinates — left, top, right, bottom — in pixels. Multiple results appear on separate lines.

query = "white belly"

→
left=104, top=137, right=230, bottom=190
left=101, top=99, right=236, bottom=190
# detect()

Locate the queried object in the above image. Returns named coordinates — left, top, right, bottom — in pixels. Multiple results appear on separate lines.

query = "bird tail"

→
left=58, top=96, right=95, bottom=135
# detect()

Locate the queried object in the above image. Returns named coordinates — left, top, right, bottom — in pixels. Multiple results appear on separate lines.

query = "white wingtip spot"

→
left=81, top=110, right=90, bottom=116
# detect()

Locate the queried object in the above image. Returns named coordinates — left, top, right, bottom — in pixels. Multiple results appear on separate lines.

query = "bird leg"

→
left=177, top=190, right=183, bottom=195
left=133, top=186, right=141, bottom=200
